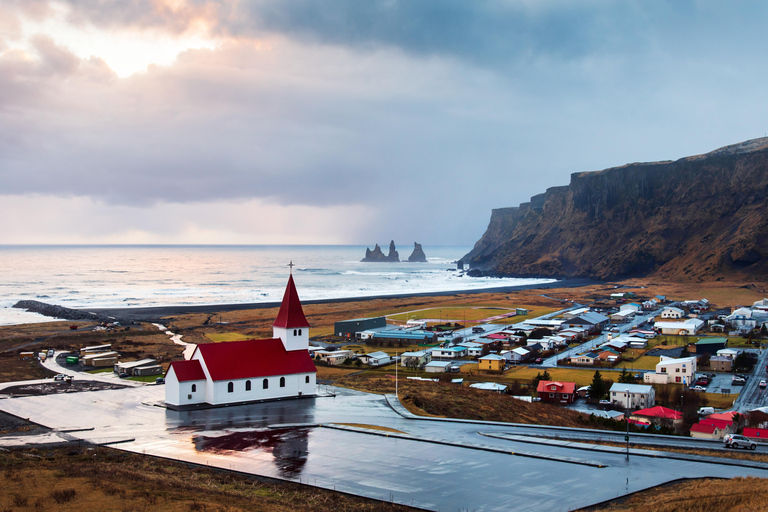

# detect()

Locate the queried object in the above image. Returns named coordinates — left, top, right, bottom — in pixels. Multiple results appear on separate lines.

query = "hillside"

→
left=462, top=137, right=768, bottom=281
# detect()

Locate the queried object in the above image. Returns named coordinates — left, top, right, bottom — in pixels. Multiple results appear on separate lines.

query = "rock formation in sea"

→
left=361, top=240, right=400, bottom=262
left=407, top=242, right=428, bottom=262
left=462, top=137, right=768, bottom=281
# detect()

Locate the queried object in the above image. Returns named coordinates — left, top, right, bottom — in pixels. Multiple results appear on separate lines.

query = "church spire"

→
left=272, top=273, right=310, bottom=329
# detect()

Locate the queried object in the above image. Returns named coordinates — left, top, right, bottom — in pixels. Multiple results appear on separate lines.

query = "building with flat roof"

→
left=335, top=317, right=387, bottom=337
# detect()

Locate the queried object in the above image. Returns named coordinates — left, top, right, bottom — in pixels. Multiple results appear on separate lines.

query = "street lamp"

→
left=625, top=388, right=630, bottom=461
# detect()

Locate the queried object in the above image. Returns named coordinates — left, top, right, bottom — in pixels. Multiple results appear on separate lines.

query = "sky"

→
left=2, top=1, right=768, bottom=246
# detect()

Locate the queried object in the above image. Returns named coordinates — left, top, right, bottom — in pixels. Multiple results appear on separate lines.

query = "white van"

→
left=697, top=407, right=715, bottom=416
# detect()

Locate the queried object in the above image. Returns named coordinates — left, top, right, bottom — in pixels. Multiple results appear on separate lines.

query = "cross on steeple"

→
left=288, top=261, right=294, bottom=274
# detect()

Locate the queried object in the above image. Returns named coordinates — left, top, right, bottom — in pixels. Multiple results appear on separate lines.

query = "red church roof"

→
left=272, top=275, right=310, bottom=329
left=195, top=338, right=316, bottom=381
left=167, top=359, right=206, bottom=382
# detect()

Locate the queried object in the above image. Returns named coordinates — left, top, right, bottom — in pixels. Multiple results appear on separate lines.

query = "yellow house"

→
left=478, top=354, right=505, bottom=372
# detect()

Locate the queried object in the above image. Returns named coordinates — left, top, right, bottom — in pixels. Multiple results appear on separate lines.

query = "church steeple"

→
left=273, top=270, right=310, bottom=351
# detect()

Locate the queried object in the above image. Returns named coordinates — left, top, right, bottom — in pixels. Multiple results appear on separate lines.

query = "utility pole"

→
left=395, top=351, right=398, bottom=398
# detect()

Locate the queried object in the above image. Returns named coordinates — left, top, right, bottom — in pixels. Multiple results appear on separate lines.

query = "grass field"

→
left=702, top=393, right=737, bottom=409
left=86, top=368, right=112, bottom=374
left=630, top=356, right=662, bottom=370
left=127, top=375, right=161, bottom=383
left=204, top=332, right=253, bottom=342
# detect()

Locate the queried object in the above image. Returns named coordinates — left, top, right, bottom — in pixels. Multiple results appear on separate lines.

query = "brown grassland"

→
left=0, top=447, right=414, bottom=512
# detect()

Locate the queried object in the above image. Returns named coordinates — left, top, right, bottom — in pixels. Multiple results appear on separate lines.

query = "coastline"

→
left=46, top=278, right=600, bottom=322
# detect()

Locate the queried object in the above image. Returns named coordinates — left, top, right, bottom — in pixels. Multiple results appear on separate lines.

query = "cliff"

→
left=463, top=137, right=768, bottom=281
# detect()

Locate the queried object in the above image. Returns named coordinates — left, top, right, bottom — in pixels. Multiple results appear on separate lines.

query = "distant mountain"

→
left=462, top=137, right=768, bottom=281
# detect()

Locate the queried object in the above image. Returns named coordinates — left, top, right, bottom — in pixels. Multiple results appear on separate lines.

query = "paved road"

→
left=733, top=347, right=768, bottom=412
left=3, top=385, right=768, bottom=511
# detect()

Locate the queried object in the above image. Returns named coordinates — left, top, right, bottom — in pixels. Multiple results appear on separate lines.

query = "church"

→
left=164, top=273, right=317, bottom=409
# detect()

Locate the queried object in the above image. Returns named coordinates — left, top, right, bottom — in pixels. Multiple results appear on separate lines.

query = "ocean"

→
left=0, top=245, right=555, bottom=325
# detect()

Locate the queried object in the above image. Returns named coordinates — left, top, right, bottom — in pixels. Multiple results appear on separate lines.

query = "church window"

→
left=299, top=329, right=302, bottom=335
left=280, top=377, right=286, bottom=388
left=191, top=384, right=196, bottom=393
left=293, top=329, right=297, bottom=336
left=245, top=380, right=251, bottom=391
left=305, top=375, right=310, bottom=384
left=227, top=382, right=233, bottom=393
left=263, top=378, right=269, bottom=389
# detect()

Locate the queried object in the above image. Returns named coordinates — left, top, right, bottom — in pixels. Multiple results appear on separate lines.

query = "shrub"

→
left=50, top=489, right=77, bottom=504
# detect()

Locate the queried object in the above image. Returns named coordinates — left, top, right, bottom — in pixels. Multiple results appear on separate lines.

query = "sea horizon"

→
left=0, top=245, right=556, bottom=326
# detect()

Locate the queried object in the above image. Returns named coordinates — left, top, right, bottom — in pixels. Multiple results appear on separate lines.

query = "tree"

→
left=532, top=370, right=552, bottom=388
left=618, top=367, right=634, bottom=384
left=588, top=370, right=607, bottom=400
left=528, top=328, right=553, bottom=340
left=541, top=370, right=552, bottom=382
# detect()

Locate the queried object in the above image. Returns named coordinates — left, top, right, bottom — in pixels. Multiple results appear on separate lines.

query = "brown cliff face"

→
left=463, top=137, right=768, bottom=281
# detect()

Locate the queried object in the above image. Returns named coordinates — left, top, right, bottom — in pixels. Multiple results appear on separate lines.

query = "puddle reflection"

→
left=194, top=428, right=311, bottom=479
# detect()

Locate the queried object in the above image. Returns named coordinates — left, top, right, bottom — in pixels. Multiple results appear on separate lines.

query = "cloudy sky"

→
left=2, top=1, right=767, bottom=246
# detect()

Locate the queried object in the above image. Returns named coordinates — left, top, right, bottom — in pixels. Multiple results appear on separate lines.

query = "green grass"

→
left=127, top=375, right=162, bottom=383
left=86, top=368, right=113, bottom=374
left=205, top=332, right=252, bottom=342
left=630, top=356, right=661, bottom=370
left=726, top=336, right=764, bottom=349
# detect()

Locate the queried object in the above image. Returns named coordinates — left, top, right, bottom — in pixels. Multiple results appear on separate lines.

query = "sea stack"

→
left=407, top=242, right=427, bottom=262
left=361, top=241, right=400, bottom=262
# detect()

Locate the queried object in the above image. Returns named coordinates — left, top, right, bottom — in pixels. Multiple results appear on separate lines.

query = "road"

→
left=733, top=346, right=768, bottom=412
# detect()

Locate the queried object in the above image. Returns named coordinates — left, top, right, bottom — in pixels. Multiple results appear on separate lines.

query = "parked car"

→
left=732, top=376, right=747, bottom=385
left=534, top=358, right=543, bottom=364
left=472, top=326, right=485, bottom=333
left=724, top=434, right=756, bottom=450
left=692, top=385, right=707, bottom=392
left=118, top=372, right=129, bottom=379
left=53, top=374, right=66, bottom=381
left=760, top=380, right=767, bottom=389
left=155, top=377, right=165, bottom=385
left=599, top=400, right=612, bottom=406
left=697, top=407, right=715, bottom=416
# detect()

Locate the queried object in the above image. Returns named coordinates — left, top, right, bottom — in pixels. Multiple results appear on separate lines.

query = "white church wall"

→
left=209, top=373, right=316, bottom=405
left=164, top=366, right=207, bottom=406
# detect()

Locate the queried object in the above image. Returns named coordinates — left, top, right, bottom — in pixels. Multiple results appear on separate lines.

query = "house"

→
left=424, top=360, right=452, bottom=373
left=611, top=310, right=635, bottom=323
left=628, top=338, right=648, bottom=349
left=536, top=380, right=577, bottom=404
left=432, top=346, right=468, bottom=359
left=314, top=349, right=354, bottom=365
left=371, top=330, right=438, bottom=345
left=114, top=358, right=160, bottom=376
left=690, top=422, right=727, bottom=440
left=709, top=355, right=732, bottom=372
left=642, top=299, right=658, bottom=310
left=631, top=406, right=683, bottom=428
left=609, top=383, right=655, bottom=409
left=574, top=352, right=599, bottom=365
left=164, top=274, right=316, bottom=409
left=478, top=354, right=505, bottom=372
left=510, top=347, right=531, bottom=362
left=358, top=351, right=391, bottom=366
left=401, top=350, right=431, bottom=367
left=744, top=428, right=768, bottom=441
left=660, top=307, right=685, bottom=319
left=691, top=337, right=727, bottom=355
left=596, top=349, right=621, bottom=365
left=644, top=356, right=697, bottom=385
left=470, top=382, right=507, bottom=393
left=589, top=410, right=626, bottom=421
left=654, top=318, right=704, bottom=335
left=620, top=303, right=642, bottom=313
left=560, top=312, right=609, bottom=333
left=562, top=307, right=590, bottom=319
left=717, top=348, right=741, bottom=359
left=458, top=342, right=487, bottom=358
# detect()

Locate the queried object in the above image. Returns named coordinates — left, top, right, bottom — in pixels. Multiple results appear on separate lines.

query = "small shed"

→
left=424, top=361, right=452, bottom=373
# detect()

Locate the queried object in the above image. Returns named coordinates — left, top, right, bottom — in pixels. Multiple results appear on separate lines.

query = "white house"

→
left=164, top=274, right=317, bottom=409
left=457, top=342, right=485, bottom=358
left=611, top=309, right=635, bottom=323
left=644, top=356, right=697, bottom=385
left=660, top=307, right=684, bottom=319
left=716, top=348, right=741, bottom=359
left=424, top=360, right=452, bottom=373
left=314, top=350, right=354, bottom=365
left=432, top=346, right=468, bottom=359
left=359, top=351, right=391, bottom=366
left=654, top=318, right=704, bottom=335
left=511, top=347, right=531, bottom=362
left=401, top=350, right=431, bottom=367
left=620, top=303, right=642, bottom=313
left=609, top=383, right=655, bottom=409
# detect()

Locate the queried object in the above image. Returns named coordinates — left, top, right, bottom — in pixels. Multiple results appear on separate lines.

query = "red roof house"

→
left=690, top=422, right=722, bottom=439
left=536, top=381, right=577, bottom=404
left=633, top=406, right=682, bottom=420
